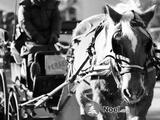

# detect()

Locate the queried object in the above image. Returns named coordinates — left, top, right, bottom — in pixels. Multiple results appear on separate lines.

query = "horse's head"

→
left=104, top=5, right=155, bottom=104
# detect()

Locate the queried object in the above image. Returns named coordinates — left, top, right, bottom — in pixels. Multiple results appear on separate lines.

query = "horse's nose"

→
left=123, top=88, right=144, bottom=101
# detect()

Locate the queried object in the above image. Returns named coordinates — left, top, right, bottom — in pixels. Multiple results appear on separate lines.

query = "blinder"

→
left=111, top=12, right=155, bottom=77
left=112, top=30, right=123, bottom=55
left=83, top=9, right=156, bottom=90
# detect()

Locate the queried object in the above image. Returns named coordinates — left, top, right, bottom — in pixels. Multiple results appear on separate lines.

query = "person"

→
left=0, top=28, right=9, bottom=44
left=16, top=0, right=62, bottom=91
left=0, top=28, right=10, bottom=68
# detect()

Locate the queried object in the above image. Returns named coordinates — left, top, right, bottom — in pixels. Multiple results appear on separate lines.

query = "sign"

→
left=45, top=55, right=67, bottom=75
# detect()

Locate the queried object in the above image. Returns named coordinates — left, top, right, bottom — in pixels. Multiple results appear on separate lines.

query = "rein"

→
left=79, top=30, right=158, bottom=92
left=70, top=16, right=159, bottom=102
left=94, top=45, right=157, bottom=89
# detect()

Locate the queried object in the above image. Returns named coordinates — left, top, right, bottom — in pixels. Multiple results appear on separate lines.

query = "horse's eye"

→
left=113, top=30, right=122, bottom=40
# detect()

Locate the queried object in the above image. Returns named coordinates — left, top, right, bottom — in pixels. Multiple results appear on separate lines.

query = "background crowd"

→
left=0, top=0, right=159, bottom=42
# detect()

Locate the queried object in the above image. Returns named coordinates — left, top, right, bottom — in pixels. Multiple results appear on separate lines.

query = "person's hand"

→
left=55, top=42, right=70, bottom=49
left=35, top=35, right=46, bottom=44
left=54, top=42, right=70, bottom=54
left=49, top=33, right=58, bottom=45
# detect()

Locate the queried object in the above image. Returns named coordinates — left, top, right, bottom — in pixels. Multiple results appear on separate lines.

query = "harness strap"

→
left=110, top=59, right=121, bottom=88
left=87, top=23, right=104, bottom=57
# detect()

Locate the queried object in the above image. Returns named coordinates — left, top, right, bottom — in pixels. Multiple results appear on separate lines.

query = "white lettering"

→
left=103, top=106, right=121, bottom=113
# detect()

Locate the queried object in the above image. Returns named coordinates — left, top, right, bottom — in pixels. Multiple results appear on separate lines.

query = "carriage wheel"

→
left=0, top=70, right=8, bottom=120
left=7, top=89, right=20, bottom=120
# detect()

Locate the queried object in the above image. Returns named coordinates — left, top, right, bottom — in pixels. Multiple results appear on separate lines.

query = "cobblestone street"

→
left=147, top=81, right=160, bottom=120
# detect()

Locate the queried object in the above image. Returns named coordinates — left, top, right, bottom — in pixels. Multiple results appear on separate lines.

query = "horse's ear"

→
left=105, top=5, right=122, bottom=23
left=139, top=5, right=156, bottom=27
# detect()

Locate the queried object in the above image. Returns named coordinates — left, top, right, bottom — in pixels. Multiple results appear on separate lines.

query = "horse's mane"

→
left=114, top=0, right=142, bottom=14
left=72, top=0, right=143, bottom=43
left=72, top=14, right=106, bottom=40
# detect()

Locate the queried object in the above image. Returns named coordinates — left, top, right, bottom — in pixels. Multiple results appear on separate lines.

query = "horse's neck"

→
left=72, top=17, right=115, bottom=73
left=72, top=14, right=105, bottom=40
left=94, top=23, right=114, bottom=64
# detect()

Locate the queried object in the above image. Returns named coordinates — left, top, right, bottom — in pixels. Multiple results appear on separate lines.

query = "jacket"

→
left=18, top=0, right=61, bottom=44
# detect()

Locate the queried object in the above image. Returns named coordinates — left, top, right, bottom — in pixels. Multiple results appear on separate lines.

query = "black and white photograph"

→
left=0, top=0, right=160, bottom=120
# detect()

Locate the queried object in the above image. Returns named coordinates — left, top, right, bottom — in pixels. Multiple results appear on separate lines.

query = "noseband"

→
left=102, top=24, right=156, bottom=89
left=75, top=16, right=157, bottom=93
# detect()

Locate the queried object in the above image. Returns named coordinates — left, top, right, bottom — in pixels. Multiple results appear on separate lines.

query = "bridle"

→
left=84, top=21, right=157, bottom=90
left=108, top=33, right=156, bottom=90
left=70, top=13, right=158, bottom=94
left=66, top=14, right=159, bottom=115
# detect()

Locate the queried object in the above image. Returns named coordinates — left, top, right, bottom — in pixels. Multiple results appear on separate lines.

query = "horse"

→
left=55, top=4, right=157, bottom=120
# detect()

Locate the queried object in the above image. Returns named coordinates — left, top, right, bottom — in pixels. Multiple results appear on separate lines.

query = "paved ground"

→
left=147, top=81, right=160, bottom=120
left=33, top=82, right=160, bottom=120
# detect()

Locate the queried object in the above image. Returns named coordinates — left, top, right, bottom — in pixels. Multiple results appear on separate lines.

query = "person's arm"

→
left=18, top=5, right=46, bottom=43
left=50, top=3, right=62, bottom=43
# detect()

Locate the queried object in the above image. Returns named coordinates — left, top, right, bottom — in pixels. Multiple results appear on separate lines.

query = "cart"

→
left=0, top=21, right=79, bottom=120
